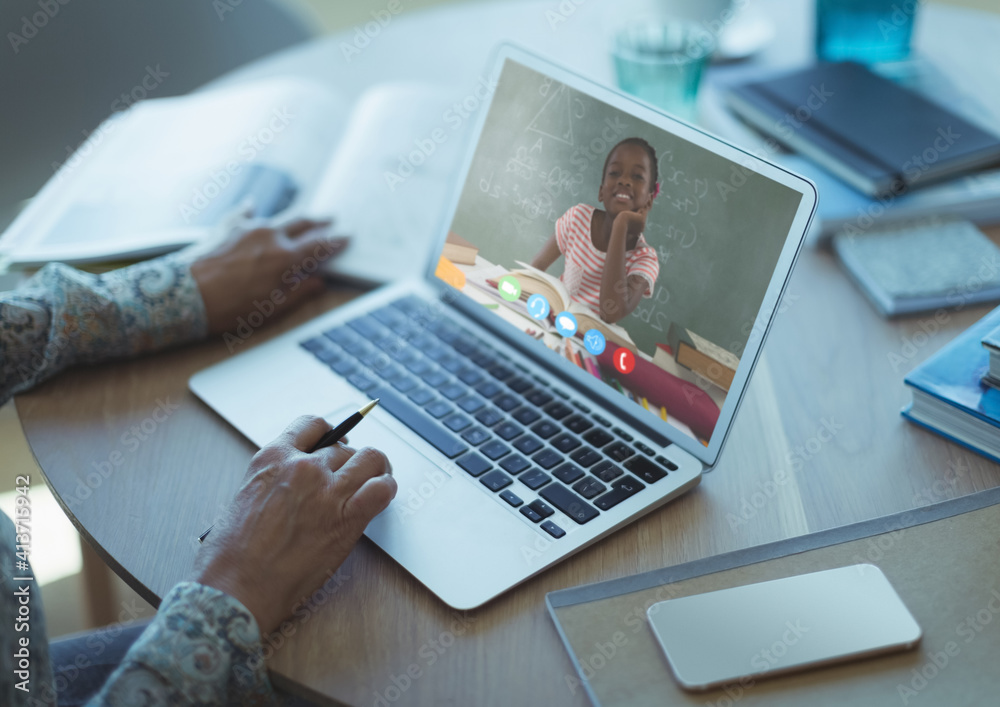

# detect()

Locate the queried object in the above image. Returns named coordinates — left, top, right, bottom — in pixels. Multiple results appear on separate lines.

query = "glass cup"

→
left=611, top=20, right=716, bottom=122
left=815, top=0, right=919, bottom=64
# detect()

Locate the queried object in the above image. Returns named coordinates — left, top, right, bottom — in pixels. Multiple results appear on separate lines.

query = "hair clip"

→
left=652, top=182, right=661, bottom=199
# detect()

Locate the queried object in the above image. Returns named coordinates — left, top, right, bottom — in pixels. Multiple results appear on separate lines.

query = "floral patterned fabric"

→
left=87, top=583, right=276, bottom=706
left=0, top=256, right=277, bottom=704
left=0, top=256, right=206, bottom=406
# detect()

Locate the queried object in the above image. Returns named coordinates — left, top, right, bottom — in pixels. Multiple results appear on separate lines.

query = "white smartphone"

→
left=646, top=564, right=922, bottom=691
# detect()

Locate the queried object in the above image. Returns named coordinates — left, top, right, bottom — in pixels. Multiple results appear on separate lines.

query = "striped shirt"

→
left=555, top=204, right=659, bottom=317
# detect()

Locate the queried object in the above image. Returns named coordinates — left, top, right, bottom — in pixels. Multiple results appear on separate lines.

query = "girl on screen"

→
left=529, top=137, right=661, bottom=324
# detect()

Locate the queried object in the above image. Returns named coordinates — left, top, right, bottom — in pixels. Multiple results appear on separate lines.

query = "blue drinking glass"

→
left=612, top=21, right=715, bottom=122
left=816, top=0, right=919, bottom=63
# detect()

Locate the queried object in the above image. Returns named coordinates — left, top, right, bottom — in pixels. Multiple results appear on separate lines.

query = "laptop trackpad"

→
left=326, top=407, right=544, bottom=609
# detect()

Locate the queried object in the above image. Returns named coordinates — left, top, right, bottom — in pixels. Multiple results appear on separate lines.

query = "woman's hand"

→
left=193, top=416, right=397, bottom=636
left=190, top=217, right=349, bottom=335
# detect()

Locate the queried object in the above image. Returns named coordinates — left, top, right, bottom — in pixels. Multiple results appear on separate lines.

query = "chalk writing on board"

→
left=527, top=83, right=585, bottom=147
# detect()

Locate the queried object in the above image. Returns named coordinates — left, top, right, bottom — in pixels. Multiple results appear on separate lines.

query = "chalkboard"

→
left=449, top=59, right=802, bottom=357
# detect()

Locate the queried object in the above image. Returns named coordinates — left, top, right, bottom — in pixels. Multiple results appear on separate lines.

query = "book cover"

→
left=727, top=62, right=1000, bottom=197
left=833, top=218, right=1000, bottom=317
left=442, top=231, right=479, bottom=265
left=903, top=305, right=1000, bottom=462
left=666, top=323, right=737, bottom=391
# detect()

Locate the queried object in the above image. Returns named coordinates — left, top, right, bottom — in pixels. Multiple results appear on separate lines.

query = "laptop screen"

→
left=434, top=57, right=804, bottom=449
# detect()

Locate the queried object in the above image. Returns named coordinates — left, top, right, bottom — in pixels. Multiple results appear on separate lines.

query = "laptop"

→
left=189, top=44, right=817, bottom=610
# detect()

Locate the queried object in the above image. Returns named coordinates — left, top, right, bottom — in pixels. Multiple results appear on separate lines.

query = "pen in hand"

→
left=197, top=399, right=380, bottom=542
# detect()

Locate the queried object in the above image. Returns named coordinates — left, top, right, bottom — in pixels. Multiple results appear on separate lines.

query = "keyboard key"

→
left=391, top=375, right=419, bottom=394
left=421, top=370, right=449, bottom=387
left=593, top=476, right=646, bottom=510
left=513, top=435, right=543, bottom=455
left=543, top=401, right=573, bottom=420
left=519, top=506, right=543, bottom=523
left=563, top=415, right=594, bottom=434
left=331, top=359, right=357, bottom=376
left=458, top=368, right=485, bottom=386
left=311, top=347, right=341, bottom=364
left=458, top=452, right=492, bottom=477
left=520, top=469, right=551, bottom=490
left=347, top=315, right=384, bottom=339
left=591, top=460, right=623, bottom=483
left=552, top=462, right=584, bottom=484
left=494, top=422, right=523, bottom=441
left=500, top=489, right=523, bottom=507
left=440, top=383, right=467, bottom=400
left=407, top=388, right=435, bottom=406
left=475, top=408, right=504, bottom=427
left=425, top=401, right=453, bottom=419
left=480, top=470, right=513, bottom=491
left=635, top=441, right=655, bottom=456
left=323, top=325, right=358, bottom=346
left=301, top=336, right=333, bottom=353
left=527, top=499, right=554, bottom=519
left=373, top=386, right=467, bottom=459
left=494, top=394, right=521, bottom=412
left=440, top=356, right=466, bottom=373
left=461, top=426, right=491, bottom=446
left=572, top=401, right=590, bottom=413
left=532, top=449, right=563, bottom=469
left=541, top=520, right=566, bottom=539
left=453, top=339, right=475, bottom=355
left=512, top=407, right=541, bottom=425
left=624, top=455, right=669, bottom=483
left=405, top=358, right=432, bottom=376
left=476, top=381, right=503, bottom=398
left=605, top=441, right=635, bottom=462
left=348, top=372, right=378, bottom=391
left=592, top=414, right=611, bottom=427
left=443, top=414, right=472, bottom=432
left=550, top=433, right=581, bottom=453
left=573, top=477, right=607, bottom=499
left=526, top=390, right=554, bottom=407
left=489, top=364, right=515, bottom=381
left=583, top=428, right=614, bottom=448
left=499, top=454, right=530, bottom=475
left=530, top=420, right=560, bottom=439
left=539, top=484, right=599, bottom=524
left=457, top=396, right=486, bottom=413
left=506, top=376, right=534, bottom=393
left=655, top=455, right=679, bottom=471
left=480, top=440, right=510, bottom=461
left=611, top=427, right=634, bottom=442
left=372, top=305, right=408, bottom=328
left=570, top=447, right=602, bottom=467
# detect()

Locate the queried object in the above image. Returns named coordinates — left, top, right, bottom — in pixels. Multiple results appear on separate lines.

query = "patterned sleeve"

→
left=86, top=582, right=276, bottom=706
left=0, top=254, right=207, bottom=406
left=627, top=242, right=660, bottom=299
left=553, top=205, right=579, bottom=256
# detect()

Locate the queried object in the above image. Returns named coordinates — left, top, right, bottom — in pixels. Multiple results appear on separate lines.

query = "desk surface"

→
left=16, top=1, right=1000, bottom=705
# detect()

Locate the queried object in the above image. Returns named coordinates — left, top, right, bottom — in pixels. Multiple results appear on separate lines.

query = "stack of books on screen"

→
left=902, top=305, right=1000, bottom=462
left=719, top=61, right=1000, bottom=242
left=832, top=218, right=1000, bottom=317
left=654, top=324, right=739, bottom=392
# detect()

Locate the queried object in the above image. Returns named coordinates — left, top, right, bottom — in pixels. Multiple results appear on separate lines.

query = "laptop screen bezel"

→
left=420, top=43, right=817, bottom=468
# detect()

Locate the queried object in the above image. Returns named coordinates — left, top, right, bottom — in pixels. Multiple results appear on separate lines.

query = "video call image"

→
left=436, top=59, right=802, bottom=445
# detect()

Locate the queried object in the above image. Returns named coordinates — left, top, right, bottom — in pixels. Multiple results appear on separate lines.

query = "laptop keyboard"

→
left=299, top=295, right=678, bottom=539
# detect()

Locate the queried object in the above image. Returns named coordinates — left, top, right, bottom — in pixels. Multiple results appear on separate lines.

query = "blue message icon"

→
left=583, top=329, right=606, bottom=355
left=527, top=294, right=550, bottom=320
left=554, top=311, right=578, bottom=337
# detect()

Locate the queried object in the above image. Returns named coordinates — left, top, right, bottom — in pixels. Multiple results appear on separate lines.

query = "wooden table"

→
left=17, top=1, right=1000, bottom=705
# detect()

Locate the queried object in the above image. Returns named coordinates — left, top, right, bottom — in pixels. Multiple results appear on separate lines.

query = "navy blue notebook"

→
left=727, top=62, right=1000, bottom=197
left=903, top=305, right=1000, bottom=463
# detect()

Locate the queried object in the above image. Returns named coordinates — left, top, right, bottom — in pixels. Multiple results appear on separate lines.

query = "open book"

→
left=0, top=78, right=458, bottom=286
left=504, top=262, right=638, bottom=352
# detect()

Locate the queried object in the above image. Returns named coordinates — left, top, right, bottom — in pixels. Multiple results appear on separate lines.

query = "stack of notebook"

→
left=902, top=306, right=1000, bottom=461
